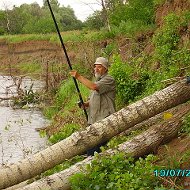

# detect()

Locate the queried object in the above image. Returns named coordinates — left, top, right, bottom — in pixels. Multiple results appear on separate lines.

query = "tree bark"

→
left=0, top=79, right=190, bottom=189
left=120, top=101, right=190, bottom=136
left=101, top=0, right=111, bottom=32
left=15, top=103, right=190, bottom=190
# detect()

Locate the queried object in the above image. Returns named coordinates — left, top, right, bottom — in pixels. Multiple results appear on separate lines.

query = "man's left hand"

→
left=69, top=70, right=80, bottom=79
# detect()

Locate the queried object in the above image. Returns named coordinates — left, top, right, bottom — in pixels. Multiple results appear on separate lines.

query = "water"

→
left=0, top=76, right=49, bottom=165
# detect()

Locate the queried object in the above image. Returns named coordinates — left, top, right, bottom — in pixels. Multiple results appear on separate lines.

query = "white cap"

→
left=94, top=57, right=109, bottom=69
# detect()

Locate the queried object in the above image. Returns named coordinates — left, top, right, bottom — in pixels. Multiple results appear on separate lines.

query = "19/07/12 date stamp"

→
left=154, top=169, right=190, bottom=177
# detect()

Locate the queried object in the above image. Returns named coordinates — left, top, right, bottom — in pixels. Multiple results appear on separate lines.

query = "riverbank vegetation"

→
left=43, top=9, right=190, bottom=189
left=0, top=0, right=190, bottom=189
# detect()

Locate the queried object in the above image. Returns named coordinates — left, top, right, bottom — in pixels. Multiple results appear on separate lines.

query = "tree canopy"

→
left=0, top=0, right=82, bottom=34
left=84, top=0, right=155, bottom=31
left=0, top=0, right=155, bottom=34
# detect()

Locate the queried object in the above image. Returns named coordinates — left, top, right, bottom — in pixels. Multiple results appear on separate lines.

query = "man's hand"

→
left=69, top=70, right=98, bottom=91
left=69, top=70, right=80, bottom=79
left=77, top=101, right=89, bottom=109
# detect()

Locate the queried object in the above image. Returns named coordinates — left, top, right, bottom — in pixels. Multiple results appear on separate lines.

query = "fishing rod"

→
left=46, top=0, right=88, bottom=121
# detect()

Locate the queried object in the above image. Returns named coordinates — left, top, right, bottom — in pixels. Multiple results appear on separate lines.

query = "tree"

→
left=0, top=11, right=6, bottom=34
left=83, top=0, right=154, bottom=31
left=84, top=11, right=104, bottom=30
left=43, top=0, right=60, bottom=11
left=58, top=6, right=83, bottom=31
left=21, top=3, right=51, bottom=34
left=0, top=79, right=190, bottom=189
left=27, top=17, right=56, bottom=34
left=100, top=0, right=111, bottom=31
left=8, top=5, right=32, bottom=34
left=0, top=3, right=44, bottom=34
left=109, top=0, right=155, bottom=26
left=43, top=1, right=82, bottom=31
left=10, top=103, right=190, bottom=190
left=81, top=0, right=110, bottom=30
left=29, top=2, right=42, bottom=18
left=0, top=0, right=82, bottom=34
left=0, top=2, right=13, bottom=34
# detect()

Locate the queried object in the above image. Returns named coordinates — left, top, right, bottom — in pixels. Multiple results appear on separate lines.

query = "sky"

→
left=0, top=0, right=102, bottom=21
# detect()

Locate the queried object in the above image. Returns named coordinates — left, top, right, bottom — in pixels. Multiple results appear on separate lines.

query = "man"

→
left=70, top=57, right=116, bottom=155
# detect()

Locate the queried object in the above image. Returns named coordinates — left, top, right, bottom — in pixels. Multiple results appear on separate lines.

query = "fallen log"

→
left=120, top=101, right=190, bottom=136
left=14, top=103, right=190, bottom=190
left=0, top=79, right=190, bottom=189
left=7, top=103, right=188, bottom=190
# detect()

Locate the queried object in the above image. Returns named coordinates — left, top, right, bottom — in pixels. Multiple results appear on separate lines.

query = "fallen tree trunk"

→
left=120, top=101, right=190, bottom=136
left=0, top=79, right=190, bottom=189
left=15, top=103, right=190, bottom=190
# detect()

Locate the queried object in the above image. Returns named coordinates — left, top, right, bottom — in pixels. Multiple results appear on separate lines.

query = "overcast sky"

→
left=0, top=0, right=102, bottom=21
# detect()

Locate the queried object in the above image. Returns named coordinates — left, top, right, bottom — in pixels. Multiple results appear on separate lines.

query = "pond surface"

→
left=0, top=76, right=49, bottom=165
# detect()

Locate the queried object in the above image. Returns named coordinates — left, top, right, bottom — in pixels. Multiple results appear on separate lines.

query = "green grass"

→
left=43, top=77, right=89, bottom=119
left=18, top=62, right=42, bottom=74
left=0, top=33, right=53, bottom=43
left=0, top=30, right=106, bottom=44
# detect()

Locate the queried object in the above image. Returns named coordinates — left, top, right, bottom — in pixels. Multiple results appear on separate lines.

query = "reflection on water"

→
left=0, top=76, right=49, bottom=165
left=0, top=108, right=48, bottom=165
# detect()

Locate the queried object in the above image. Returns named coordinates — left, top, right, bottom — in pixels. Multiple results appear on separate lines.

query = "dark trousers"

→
left=86, top=141, right=107, bottom=156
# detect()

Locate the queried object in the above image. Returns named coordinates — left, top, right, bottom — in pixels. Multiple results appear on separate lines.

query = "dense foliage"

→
left=109, top=0, right=155, bottom=26
left=0, top=0, right=156, bottom=35
left=153, top=11, right=190, bottom=67
left=109, top=55, right=150, bottom=105
left=85, top=0, right=155, bottom=33
left=108, top=10, right=190, bottom=108
left=70, top=154, right=163, bottom=190
left=0, top=0, right=82, bottom=34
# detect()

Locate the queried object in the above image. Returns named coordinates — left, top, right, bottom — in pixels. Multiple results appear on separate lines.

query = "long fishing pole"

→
left=46, top=0, right=88, bottom=121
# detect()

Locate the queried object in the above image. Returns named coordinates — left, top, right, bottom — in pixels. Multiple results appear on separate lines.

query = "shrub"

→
left=153, top=12, right=190, bottom=67
left=117, top=20, right=155, bottom=37
left=70, top=153, right=162, bottom=190
left=109, top=55, right=149, bottom=106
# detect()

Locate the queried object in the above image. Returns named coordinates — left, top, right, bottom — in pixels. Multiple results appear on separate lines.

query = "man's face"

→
left=94, top=64, right=107, bottom=78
